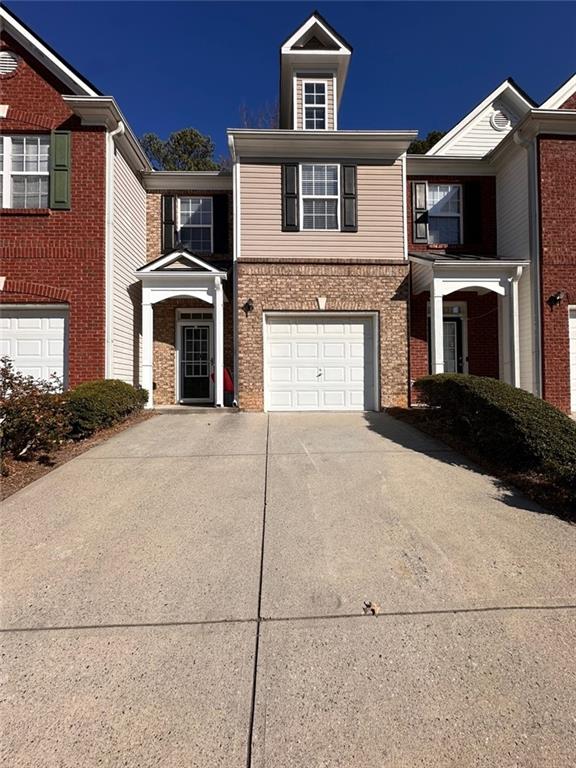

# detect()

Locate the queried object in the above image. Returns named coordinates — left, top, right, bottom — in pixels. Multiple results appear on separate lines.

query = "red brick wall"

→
left=409, top=289, right=500, bottom=399
left=538, top=134, right=576, bottom=412
left=407, top=176, right=496, bottom=255
left=0, top=32, right=106, bottom=386
left=560, top=92, right=576, bottom=110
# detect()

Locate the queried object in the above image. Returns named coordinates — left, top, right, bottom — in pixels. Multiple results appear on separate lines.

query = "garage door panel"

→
left=265, top=315, right=376, bottom=412
left=0, top=308, right=67, bottom=384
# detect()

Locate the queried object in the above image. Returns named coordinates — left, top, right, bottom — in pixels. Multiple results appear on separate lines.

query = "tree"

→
left=238, top=100, right=279, bottom=129
left=140, top=128, right=220, bottom=171
left=408, top=130, right=447, bottom=155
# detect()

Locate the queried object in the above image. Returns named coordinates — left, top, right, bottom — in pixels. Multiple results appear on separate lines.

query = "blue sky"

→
left=10, top=1, right=576, bottom=157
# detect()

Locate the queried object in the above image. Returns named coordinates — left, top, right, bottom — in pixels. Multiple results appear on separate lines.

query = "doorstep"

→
left=153, top=405, right=240, bottom=415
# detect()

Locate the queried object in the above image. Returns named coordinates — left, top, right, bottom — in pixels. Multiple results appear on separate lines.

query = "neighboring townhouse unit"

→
left=2, top=6, right=575, bottom=414
left=0, top=5, right=150, bottom=388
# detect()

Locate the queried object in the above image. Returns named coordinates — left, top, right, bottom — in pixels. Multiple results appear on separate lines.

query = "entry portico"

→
left=410, top=252, right=530, bottom=387
left=136, top=248, right=227, bottom=409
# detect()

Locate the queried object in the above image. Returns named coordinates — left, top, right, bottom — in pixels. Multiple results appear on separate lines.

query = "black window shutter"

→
left=162, top=195, right=175, bottom=252
left=212, top=194, right=229, bottom=254
left=412, top=182, right=428, bottom=243
left=282, top=164, right=299, bottom=231
left=341, top=165, right=358, bottom=232
left=463, top=182, right=482, bottom=245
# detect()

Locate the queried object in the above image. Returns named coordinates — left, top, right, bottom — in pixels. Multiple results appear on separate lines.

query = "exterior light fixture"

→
left=547, top=291, right=567, bottom=309
left=242, top=299, right=254, bottom=316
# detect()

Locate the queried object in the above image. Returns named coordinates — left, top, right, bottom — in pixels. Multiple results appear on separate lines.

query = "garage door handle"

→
left=317, top=369, right=323, bottom=378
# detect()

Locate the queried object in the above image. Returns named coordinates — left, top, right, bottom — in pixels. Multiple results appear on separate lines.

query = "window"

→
left=178, top=197, right=213, bottom=252
left=428, top=184, right=462, bottom=244
left=0, top=135, right=50, bottom=209
left=301, top=164, right=339, bottom=230
left=303, top=81, right=327, bottom=130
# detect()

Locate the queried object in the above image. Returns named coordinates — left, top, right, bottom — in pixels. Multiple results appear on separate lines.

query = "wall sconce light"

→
left=242, top=299, right=254, bottom=316
left=547, top=291, right=567, bottom=310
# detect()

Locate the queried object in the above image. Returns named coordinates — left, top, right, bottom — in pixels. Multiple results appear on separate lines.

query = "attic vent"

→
left=490, top=109, right=511, bottom=132
left=0, top=51, right=20, bottom=75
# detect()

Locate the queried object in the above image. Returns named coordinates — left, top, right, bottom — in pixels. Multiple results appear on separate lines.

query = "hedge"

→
left=414, top=374, right=576, bottom=493
left=66, top=379, right=148, bottom=437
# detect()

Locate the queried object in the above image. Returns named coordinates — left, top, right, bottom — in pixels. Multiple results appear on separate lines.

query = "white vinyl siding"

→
left=111, top=149, right=147, bottom=384
left=569, top=307, right=576, bottom=412
left=439, top=100, right=519, bottom=158
left=264, top=314, right=376, bottom=411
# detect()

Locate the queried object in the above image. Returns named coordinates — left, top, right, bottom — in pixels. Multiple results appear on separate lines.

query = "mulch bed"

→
left=1, top=411, right=155, bottom=501
left=387, top=407, right=575, bottom=522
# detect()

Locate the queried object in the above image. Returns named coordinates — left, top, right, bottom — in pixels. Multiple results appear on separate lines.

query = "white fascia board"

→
left=1, top=6, right=99, bottom=96
left=281, top=15, right=351, bottom=54
left=62, top=96, right=151, bottom=172
left=137, top=249, right=224, bottom=274
left=407, top=155, right=494, bottom=176
left=142, top=172, right=232, bottom=192
left=426, top=80, right=533, bottom=157
left=488, top=108, right=576, bottom=165
left=541, top=73, right=576, bottom=109
left=409, top=254, right=530, bottom=268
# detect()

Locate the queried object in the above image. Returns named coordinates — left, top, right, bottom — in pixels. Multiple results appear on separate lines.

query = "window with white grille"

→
left=177, top=197, right=213, bottom=252
left=428, top=184, right=462, bottom=245
left=301, top=164, right=339, bottom=230
left=0, top=135, right=50, bottom=209
left=303, top=81, right=327, bottom=130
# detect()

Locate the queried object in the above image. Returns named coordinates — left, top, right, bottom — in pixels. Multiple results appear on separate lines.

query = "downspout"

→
left=229, top=134, right=240, bottom=407
left=513, top=129, right=542, bottom=396
left=104, top=120, right=125, bottom=378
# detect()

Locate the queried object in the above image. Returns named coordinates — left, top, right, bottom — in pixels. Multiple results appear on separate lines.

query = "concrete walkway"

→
left=2, top=412, right=575, bottom=767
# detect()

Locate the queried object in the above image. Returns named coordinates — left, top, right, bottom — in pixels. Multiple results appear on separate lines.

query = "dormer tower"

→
left=279, top=11, right=352, bottom=130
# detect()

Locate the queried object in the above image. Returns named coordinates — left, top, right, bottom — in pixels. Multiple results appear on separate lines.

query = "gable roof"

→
left=1, top=4, right=101, bottom=96
left=137, top=248, right=227, bottom=275
left=541, top=72, right=576, bottom=109
left=426, top=78, right=536, bottom=158
left=280, top=10, right=353, bottom=54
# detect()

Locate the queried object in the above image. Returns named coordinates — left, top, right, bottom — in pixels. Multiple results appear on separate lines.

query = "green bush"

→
left=66, top=379, right=148, bottom=437
left=414, top=374, right=576, bottom=493
left=0, top=356, right=71, bottom=467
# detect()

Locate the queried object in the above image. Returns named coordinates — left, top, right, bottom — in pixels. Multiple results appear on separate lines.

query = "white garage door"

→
left=570, top=307, right=576, bottom=412
left=0, top=307, right=67, bottom=384
left=264, top=314, right=376, bottom=411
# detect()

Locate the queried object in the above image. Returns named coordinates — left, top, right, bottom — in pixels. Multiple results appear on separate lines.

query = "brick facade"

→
left=538, top=134, right=576, bottom=412
left=409, top=289, right=500, bottom=399
left=0, top=32, right=106, bottom=387
left=236, top=260, right=410, bottom=411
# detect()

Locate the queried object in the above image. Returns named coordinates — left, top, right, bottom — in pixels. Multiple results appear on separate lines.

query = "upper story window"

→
left=303, top=81, right=327, bottom=130
left=177, top=197, right=213, bottom=252
left=413, top=181, right=462, bottom=245
left=0, top=135, right=50, bottom=209
left=301, top=163, right=339, bottom=230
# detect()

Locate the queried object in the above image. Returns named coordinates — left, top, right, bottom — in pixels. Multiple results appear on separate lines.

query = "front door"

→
left=180, top=323, right=213, bottom=402
left=442, top=318, right=463, bottom=373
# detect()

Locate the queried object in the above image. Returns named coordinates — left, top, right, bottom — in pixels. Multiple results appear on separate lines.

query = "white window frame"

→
left=302, top=79, right=328, bottom=131
left=299, top=163, right=340, bottom=232
left=176, top=196, right=214, bottom=254
left=426, top=182, right=463, bottom=245
left=0, top=135, right=50, bottom=209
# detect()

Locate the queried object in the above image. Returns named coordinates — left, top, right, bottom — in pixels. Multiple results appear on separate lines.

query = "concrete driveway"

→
left=2, top=411, right=575, bottom=767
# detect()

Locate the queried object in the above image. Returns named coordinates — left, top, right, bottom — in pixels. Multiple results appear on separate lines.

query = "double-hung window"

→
left=0, top=135, right=50, bottom=209
left=301, top=164, right=339, bottom=230
left=303, top=81, right=327, bottom=130
left=177, top=197, right=213, bottom=253
left=428, top=183, right=462, bottom=244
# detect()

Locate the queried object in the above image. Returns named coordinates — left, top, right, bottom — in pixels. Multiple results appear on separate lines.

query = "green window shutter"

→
left=341, top=165, right=357, bottom=232
left=412, top=181, right=428, bottom=243
left=281, top=164, right=299, bottom=231
left=49, top=131, right=71, bottom=210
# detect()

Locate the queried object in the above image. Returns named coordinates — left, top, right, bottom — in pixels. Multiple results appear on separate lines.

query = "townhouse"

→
left=1, top=7, right=575, bottom=413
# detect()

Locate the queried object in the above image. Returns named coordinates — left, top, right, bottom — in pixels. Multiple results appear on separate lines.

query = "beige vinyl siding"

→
left=295, top=76, right=335, bottom=130
left=496, top=144, right=534, bottom=392
left=240, top=162, right=404, bottom=261
left=111, top=149, right=147, bottom=384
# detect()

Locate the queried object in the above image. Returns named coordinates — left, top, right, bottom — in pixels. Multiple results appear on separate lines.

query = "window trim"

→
left=176, top=196, right=214, bottom=254
left=426, top=182, right=463, bottom=245
left=299, top=162, right=340, bottom=231
left=0, top=135, right=50, bottom=210
left=302, top=79, right=328, bottom=132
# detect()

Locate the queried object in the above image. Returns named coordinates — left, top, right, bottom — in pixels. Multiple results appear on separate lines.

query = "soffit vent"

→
left=490, top=109, right=511, bottom=132
left=0, top=51, right=20, bottom=75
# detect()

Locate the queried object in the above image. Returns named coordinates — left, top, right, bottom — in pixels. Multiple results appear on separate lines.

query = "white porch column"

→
left=214, top=277, right=224, bottom=407
left=508, top=268, right=522, bottom=388
left=430, top=278, right=445, bottom=374
left=142, top=301, right=154, bottom=409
